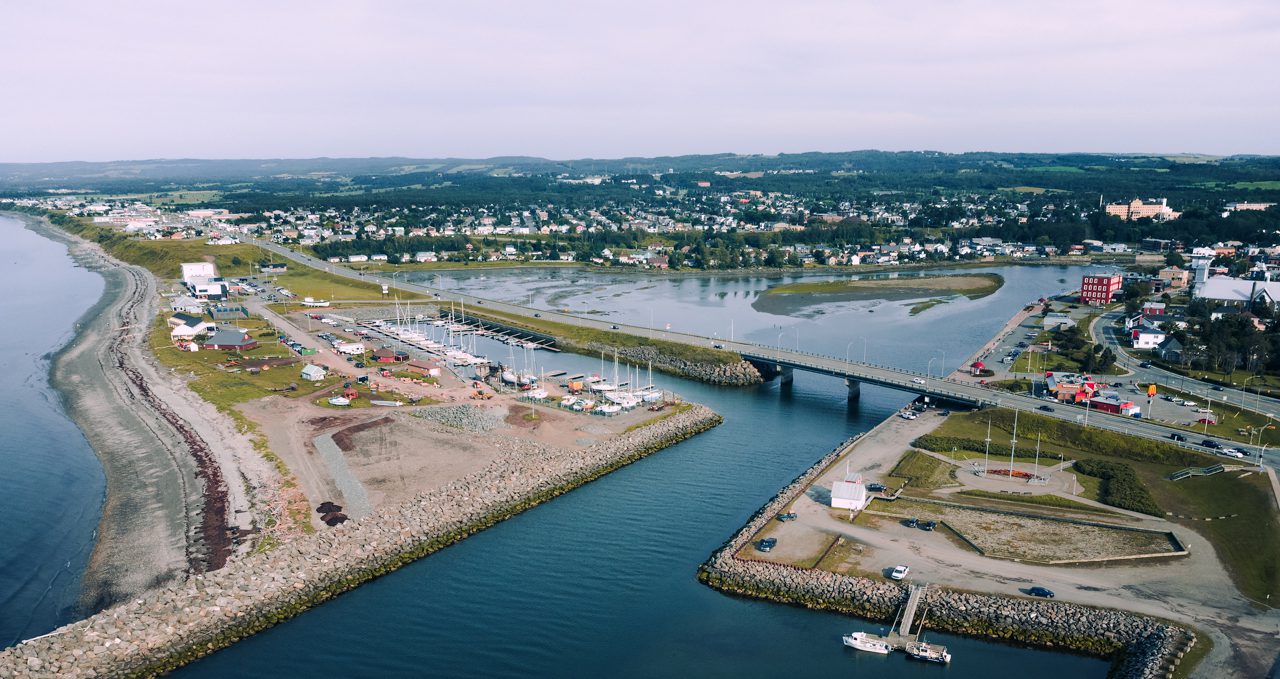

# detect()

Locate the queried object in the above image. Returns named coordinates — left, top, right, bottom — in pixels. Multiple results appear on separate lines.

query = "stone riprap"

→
left=697, top=432, right=1193, bottom=679
left=0, top=405, right=722, bottom=678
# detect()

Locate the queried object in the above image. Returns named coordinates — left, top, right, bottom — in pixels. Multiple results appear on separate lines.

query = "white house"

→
left=831, top=474, right=869, bottom=510
left=169, top=295, right=205, bottom=314
left=347, top=254, right=369, bottom=263
left=300, top=364, right=327, bottom=381
left=1132, top=324, right=1167, bottom=350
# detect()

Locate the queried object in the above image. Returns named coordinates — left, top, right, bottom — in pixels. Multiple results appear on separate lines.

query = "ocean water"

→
left=0, top=215, right=106, bottom=646
left=178, top=262, right=1111, bottom=677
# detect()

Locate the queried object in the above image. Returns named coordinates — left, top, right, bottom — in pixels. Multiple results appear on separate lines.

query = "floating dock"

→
left=856, top=584, right=951, bottom=663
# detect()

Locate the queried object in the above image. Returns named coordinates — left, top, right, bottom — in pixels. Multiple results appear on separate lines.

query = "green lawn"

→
left=888, top=450, right=959, bottom=490
left=955, top=489, right=1115, bottom=515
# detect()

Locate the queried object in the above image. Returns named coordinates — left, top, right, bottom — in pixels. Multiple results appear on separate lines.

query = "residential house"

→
left=202, top=328, right=258, bottom=351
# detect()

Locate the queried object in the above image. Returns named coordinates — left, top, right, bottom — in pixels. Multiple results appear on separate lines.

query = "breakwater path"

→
left=0, top=405, right=722, bottom=677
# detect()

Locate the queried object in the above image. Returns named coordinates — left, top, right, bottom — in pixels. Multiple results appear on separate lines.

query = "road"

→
left=248, top=239, right=1275, bottom=468
left=1093, top=309, right=1280, bottom=417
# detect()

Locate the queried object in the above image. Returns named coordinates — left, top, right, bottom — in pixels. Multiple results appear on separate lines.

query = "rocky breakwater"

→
left=0, top=405, right=722, bottom=678
left=697, top=433, right=1193, bottom=679
left=582, top=342, right=762, bottom=386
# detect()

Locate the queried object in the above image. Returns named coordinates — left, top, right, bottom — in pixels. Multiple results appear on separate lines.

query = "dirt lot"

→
left=865, top=497, right=1179, bottom=563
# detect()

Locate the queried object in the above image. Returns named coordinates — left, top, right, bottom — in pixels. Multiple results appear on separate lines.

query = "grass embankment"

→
left=55, top=217, right=410, bottom=300
left=1140, top=382, right=1280, bottom=446
left=149, top=315, right=325, bottom=537
left=887, top=450, right=959, bottom=490
left=766, top=273, right=1003, bottom=299
left=461, top=305, right=741, bottom=366
left=954, top=489, right=1114, bottom=515
left=920, top=408, right=1280, bottom=604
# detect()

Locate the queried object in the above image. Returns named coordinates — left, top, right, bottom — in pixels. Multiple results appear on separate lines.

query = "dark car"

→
left=533, top=313, right=542, bottom=318
left=1211, top=385, right=1225, bottom=391
left=1139, top=362, right=1152, bottom=368
left=1038, top=405, right=1055, bottom=412
left=920, top=521, right=937, bottom=532
left=712, top=343, right=724, bottom=349
left=905, top=517, right=919, bottom=528
left=938, top=409, right=951, bottom=416
left=776, top=513, right=797, bottom=522
left=354, top=362, right=365, bottom=368
left=1201, top=439, right=1221, bottom=449
left=867, top=483, right=887, bottom=493
left=1169, top=433, right=1187, bottom=442
left=756, top=538, right=777, bottom=553
left=1028, top=586, right=1055, bottom=598
left=610, top=325, right=619, bottom=330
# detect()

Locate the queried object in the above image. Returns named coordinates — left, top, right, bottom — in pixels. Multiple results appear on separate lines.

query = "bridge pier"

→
left=845, top=377, right=861, bottom=401
left=778, top=366, right=793, bottom=385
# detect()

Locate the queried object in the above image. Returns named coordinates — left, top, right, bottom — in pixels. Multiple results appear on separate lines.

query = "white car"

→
left=911, top=377, right=926, bottom=385
left=899, top=411, right=917, bottom=420
left=1221, top=448, right=1246, bottom=459
left=889, top=565, right=910, bottom=580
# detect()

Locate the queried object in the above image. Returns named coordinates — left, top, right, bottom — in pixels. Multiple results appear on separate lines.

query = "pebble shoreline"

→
left=697, top=435, right=1195, bottom=679
left=0, top=405, right=722, bottom=678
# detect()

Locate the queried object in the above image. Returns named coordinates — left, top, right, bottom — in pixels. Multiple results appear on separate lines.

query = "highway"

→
left=249, top=239, right=1271, bottom=466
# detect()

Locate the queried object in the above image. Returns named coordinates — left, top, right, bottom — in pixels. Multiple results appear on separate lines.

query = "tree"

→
left=1164, top=251, right=1185, bottom=267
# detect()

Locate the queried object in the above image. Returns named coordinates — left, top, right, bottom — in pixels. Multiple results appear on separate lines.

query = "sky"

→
left=2, top=0, right=1278, bottom=162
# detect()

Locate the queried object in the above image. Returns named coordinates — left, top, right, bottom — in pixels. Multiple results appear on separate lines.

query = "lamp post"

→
left=1260, top=444, right=1269, bottom=472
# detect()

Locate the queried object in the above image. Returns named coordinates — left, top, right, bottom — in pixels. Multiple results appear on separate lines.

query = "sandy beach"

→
left=21, top=215, right=269, bottom=614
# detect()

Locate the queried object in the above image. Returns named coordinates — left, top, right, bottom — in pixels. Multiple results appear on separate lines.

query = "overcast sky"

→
left=2, top=1, right=1277, bottom=162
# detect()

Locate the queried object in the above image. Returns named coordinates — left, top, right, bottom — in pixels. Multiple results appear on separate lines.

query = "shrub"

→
left=1073, top=459, right=1163, bottom=516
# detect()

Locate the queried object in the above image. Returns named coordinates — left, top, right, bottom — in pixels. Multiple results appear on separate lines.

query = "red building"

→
left=1080, top=274, right=1123, bottom=306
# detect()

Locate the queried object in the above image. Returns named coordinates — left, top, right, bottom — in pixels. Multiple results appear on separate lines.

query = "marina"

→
left=844, top=585, right=952, bottom=665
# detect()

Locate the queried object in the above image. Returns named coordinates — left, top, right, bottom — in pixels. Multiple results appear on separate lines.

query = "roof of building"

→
left=1196, top=277, right=1280, bottom=304
left=203, top=328, right=255, bottom=347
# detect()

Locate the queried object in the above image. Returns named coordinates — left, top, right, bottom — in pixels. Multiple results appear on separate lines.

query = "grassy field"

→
left=765, top=273, right=1003, bottom=299
left=955, top=489, right=1114, bottom=514
left=887, top=450, right=959, bottom=490
left=460, top=306, right=741, bottom=366
left=926, top=408, right=1279, bottom=604
left=94, top=190, right=223, bottom=205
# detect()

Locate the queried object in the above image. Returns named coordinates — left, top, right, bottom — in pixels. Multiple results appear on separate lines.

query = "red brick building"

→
left=1080, top=274, right=1123, bottom=306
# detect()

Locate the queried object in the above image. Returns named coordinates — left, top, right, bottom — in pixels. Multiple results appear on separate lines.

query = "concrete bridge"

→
left=247, top=239, right=1271, bottom=461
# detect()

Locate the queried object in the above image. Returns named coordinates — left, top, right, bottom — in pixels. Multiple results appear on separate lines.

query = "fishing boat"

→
left=327, top=396, right=351, bottom=407
left=904, top=641, right=951, bottom=664
left=841, top=632, right=891, bottom=655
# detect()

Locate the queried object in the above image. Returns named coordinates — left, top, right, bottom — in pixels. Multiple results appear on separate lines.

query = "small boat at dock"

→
left=842, top=632, right=891, bottom=655
left=904, top=641, right=951, bottom=664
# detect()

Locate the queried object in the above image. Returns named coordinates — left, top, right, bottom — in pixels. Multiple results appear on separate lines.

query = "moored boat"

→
left=904, top=641, right=951, bottom=664
left=841, top=632, right=891, bottom=655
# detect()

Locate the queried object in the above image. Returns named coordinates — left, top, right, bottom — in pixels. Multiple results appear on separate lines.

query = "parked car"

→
left=1169, top=433, right=1187, bottom=442
left=867, top=483, right=886, bottom=493
left=1197, top=418, right=1218, bottom=425
left=905, top=517, right=919, bottom=528
left=889, top=565, right=910, bottom=581
left=1028, top=586, right=1055, bottom=598
left=1201, top=439, right=1221, bottom=449
left=920, top=521, right=937, bottom=532
left=776, top=513, right=798, bottom=522
left=755, top=538, right=777, bottom=553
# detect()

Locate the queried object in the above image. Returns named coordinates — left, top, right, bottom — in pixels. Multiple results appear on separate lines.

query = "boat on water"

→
left=904, top=641, right=951, bottom=664
left=841, top=632, right=891, bottom=655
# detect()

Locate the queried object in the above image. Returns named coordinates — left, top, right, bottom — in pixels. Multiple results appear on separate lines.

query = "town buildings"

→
left=1080, top=273, right=1123, bottom=305
left=1104, top=198, right=1181, bottom=221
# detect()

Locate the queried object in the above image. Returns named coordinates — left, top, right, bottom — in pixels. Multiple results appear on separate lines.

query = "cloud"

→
left=1, top=0, right=1276, bottom=161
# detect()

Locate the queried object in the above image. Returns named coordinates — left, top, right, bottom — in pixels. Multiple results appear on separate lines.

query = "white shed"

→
left=831, top=474, right=869, bottom=511
left=301, top=364, right=327, bottom=381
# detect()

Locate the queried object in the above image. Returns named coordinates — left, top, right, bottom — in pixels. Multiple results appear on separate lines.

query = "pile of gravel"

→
left=412, top=404, right=506, bottom=433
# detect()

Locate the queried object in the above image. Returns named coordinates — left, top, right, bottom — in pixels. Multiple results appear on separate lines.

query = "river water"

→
left=174, top=262, right=1112, bottom=677
left=0, top=215, right=106, bottom=647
